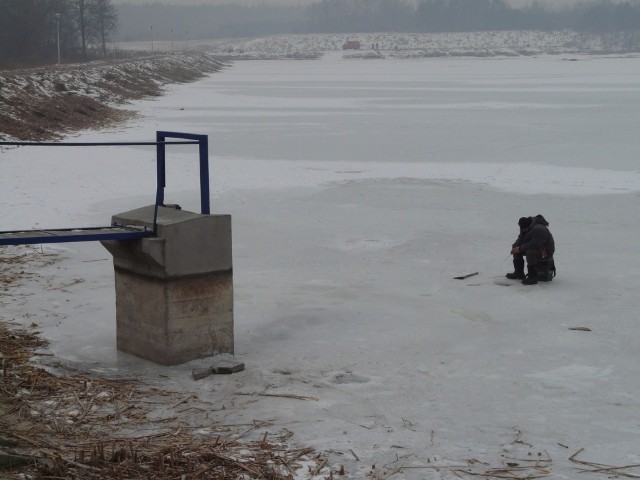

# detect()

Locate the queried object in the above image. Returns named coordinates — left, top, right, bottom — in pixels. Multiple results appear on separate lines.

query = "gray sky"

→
left=111, top=0, right=609, bottom=6
left=112, top=0, right=315, bottom=4
left=151, top=0, right=578, bottom=3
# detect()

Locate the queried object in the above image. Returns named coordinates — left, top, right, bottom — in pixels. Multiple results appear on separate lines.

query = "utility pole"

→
left=150, top=25, right=154, bottom=52
left=55, top=13, right=61, bottom=64
left=171, top=29, right=174, bottom=53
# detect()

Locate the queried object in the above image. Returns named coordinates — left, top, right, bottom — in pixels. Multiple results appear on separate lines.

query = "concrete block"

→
left=192, top=354, right=245, bottom=380
left=104, top=205, right=232, bottom=278
left=102, top=205, right=234, bottom=365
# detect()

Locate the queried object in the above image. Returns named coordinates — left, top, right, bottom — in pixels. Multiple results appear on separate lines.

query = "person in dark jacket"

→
left=506, top=214, right=555, bottom=285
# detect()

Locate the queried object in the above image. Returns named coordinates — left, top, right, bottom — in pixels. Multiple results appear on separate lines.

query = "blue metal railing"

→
left=0, top=131, right=210, bottom=245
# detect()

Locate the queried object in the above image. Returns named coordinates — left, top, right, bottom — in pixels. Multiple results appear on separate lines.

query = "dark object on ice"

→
left=453, top=272, right=479, bottom=280
left=506, top=257, right=525, bottom=280
left=536, top=258, right=556, bottom=282
left=192, top=354, right=245, bottom=380
left=522, top=265, right=539, bottom=285
left=507, top=214, right=556, bottom=285
left=518, top=216, right=532, bottom=229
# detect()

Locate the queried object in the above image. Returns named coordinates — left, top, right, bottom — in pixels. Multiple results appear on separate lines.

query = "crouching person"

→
left=507, top=215, right=555, bottom=285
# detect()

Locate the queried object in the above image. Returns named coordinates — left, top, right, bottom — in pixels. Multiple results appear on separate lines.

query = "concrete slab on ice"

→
left=192, top=354, right=245, bottom=380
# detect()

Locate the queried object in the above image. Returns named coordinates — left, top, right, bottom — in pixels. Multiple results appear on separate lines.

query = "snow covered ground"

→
left=2, top=53, right=640, bottom=478
left=0, top=54, right=224, bottom=141
left=122, top=30, right=640, bottom=59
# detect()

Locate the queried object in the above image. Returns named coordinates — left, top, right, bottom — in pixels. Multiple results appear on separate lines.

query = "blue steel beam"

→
left=0, top=132, right=211, bottom=246
left=0, top=226, right=152, bottom=246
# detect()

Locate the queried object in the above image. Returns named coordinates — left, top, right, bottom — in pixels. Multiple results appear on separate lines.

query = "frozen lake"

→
left=175, top=53, right=640, bottom=170
left=3, top=53, right=640, bottom=479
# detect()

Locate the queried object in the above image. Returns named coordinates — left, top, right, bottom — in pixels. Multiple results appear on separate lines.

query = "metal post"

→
left=199, top=136, right=210, bottom=215
left=55, top=13, right=61, bottom=64
left=153, top=131, right=210, bottom=216
left=153, top=132, right=166, bottom=233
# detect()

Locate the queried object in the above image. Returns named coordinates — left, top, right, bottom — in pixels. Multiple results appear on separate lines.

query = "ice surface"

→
left=2, top=54, right=640, bottom=478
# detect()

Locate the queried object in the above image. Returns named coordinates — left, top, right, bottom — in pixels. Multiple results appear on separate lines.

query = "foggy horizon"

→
left=111, top=0, right=608, bottom=6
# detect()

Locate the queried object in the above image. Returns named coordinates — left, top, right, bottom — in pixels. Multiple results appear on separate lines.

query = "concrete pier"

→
left=101, top=205, right=233, bottom=365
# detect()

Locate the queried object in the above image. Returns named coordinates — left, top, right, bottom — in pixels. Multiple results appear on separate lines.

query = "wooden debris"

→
left=192, top=354, right=245, bottom=380
left=0, top=327, right=325, bottom=478
left=236, top=392, right=319, bottom=401
left=0, top=261, right=325, bottom=480
left=568, top=327, right=592, bottom=332
left=0, top=450, right=35, bottom=468
left=453, top=430, right=552, bottom=479
left=0, top=437, right=19, bottom=448
left=192, top=367, right=213, bottom=380
left=454, top=272, right=479, bottom=280
left=570, top=448, right=640, bottom=478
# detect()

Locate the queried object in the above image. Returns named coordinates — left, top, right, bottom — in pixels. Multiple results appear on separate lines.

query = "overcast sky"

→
left=111, top=0, right=610, bottom=6
left=112, top=0, right=315, bottom=5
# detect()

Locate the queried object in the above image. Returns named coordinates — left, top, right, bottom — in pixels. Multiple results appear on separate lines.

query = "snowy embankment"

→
left=4, top=30, right=639, bottom=141
left=0, top=54, right=226, bottom=141
left=191, top=30, right=640, bottom=59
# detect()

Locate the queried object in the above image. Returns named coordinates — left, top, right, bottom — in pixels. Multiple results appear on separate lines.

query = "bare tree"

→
left=88, top=0, right=117, bottom=56
left=0, top=0, right=71, bottom=67
left=71, top=0, right=88, bottom=59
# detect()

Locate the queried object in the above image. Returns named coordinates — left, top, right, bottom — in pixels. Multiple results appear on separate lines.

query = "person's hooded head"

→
left=518, top=216, right=533, bottom=231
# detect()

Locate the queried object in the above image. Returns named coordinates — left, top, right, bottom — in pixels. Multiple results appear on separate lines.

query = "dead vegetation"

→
left=0, top=326, right=326, bottom=479
left=0, top=94, right=133, bottom=141
left=0, top=54, right=226, bottom=141
left=0, top=246, right=328, bottom=479
left=569, top=448, right=640, bottom=478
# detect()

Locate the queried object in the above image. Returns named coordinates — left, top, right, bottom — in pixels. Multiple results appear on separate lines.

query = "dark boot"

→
left=522, top=265, right=538, bottom=285
left=506, top=258, right=525, bottom=280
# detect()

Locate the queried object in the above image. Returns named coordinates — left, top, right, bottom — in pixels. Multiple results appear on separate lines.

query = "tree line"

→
left=307, top=0, right=640, bottom=34
left=3, top=0, right=640, bottom=68
left=0, top=0, right=117, bottom=68
left=115, top=4, right=307, bottom=44
left=115, top=0, right=640, bottom=42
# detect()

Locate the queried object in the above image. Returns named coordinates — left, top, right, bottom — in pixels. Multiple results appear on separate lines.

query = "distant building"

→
left=342, top=40, right=361, bottom=50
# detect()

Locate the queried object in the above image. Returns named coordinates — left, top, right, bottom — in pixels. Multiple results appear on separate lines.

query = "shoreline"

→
left=3, top=29, right=640, bottom=142
left=0, top=54, right=226, bottom=142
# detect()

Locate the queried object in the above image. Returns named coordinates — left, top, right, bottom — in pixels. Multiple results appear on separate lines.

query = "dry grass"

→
left=0, top=54, right=226, bottom=141
left=0, top=247, right=329, bottom=479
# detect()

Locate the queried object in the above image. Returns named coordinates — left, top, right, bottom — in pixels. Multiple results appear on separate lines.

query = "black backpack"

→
left=538, top=259, right=556, bottom=282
